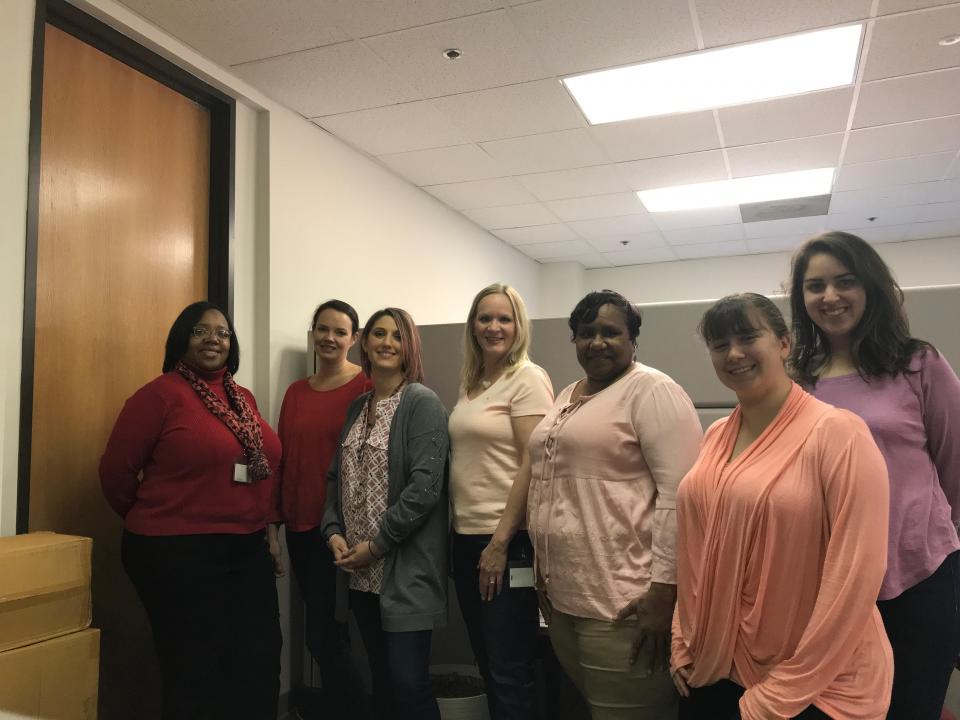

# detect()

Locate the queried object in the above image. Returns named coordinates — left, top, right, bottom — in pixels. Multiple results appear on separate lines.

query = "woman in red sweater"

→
left=100, top=301, right=283, bottom=720
left=277, top=299, right=372, bottom=717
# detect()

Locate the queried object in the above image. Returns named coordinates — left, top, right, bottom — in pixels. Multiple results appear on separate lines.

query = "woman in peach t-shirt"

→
left=671, top=293, right=892, bottom=720
left=448, top=283, right=553, bottom=720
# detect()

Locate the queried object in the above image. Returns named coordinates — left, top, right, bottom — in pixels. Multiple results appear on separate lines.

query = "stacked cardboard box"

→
left=0, top=532, right=99, bottom=719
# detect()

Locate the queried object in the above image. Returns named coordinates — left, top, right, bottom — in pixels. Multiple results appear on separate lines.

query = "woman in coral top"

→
left=671, top=293, right=893, bottom=720
left=277, top=299, right=372, bottom=717
left=790, top=232, right=960, bottom=720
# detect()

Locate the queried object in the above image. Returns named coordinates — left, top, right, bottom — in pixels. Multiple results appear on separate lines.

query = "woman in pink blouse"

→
left=789, top=232, right=960, bottom=720
left=527, top=289, right=702, bottom=719
left=671, top=293, right=893, bottom=720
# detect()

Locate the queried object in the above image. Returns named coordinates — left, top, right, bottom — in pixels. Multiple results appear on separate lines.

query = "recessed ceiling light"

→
left=939, top=34, right=960, bottom=47
left=443, top=48, right=463, bottom=60
left=563, top=25, right=863, bottom=124
left=637, top=168, right=836, bottom=213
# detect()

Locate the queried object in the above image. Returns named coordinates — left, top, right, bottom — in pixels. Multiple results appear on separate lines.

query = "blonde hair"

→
left=460, top=284, right=532, bottom=391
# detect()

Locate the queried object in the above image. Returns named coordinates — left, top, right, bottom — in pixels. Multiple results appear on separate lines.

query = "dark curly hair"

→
left=788, top=232, right=932, bottom=386
left=163, top=301, right=239, bottom=374
left=568, top=290, right=642, bottom=342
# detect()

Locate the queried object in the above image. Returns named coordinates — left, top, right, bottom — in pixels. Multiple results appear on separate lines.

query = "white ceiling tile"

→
left=663, top=224, right=745, bottom=245
left=590, top=112, right=721, bottom=162
left=603, top=246, right=679, bottom=266
left=845, top=224, right=914, bottom=243
left=493, top=224, right=580, bottom=245
left=118, top=0, right=348, bottom=66
left=364, top=11, right=549, bottom=98
left=878, top=0, right=959, bottom=12
left=926, top=180, right=960, bottom=203
left=844, top=116, right=960, bottom=165
left=826, top=206, right=919, bottom=230
left=746, top=235, right=810, bottom=253
left=727, top=134, right=843, bottom=178
left=743, top=215, right=827, bottom=239
left=568, top=215, right=660, bottom=238
left=829, top=183, right=935, bottom=213
left=378, top=144, right=503, bottom=185
left=718, top=87, right=854, bottom=146
left=432, top=80, right=586, bottom=142
left=693, top=0, right=872, bottom=47
left=517, top=165, right=631, bottom=202
left=546, top=192, right=649, bottom=222
left=323, top=0, right=500, bottom=38
left=515, top=239, right=595, bottom=259
left=584, top=233, right=668, bottom=252
left=863, top=6, right=960, bottom=81
left=479, top=129, right=608, bottom=174
left=674, top=240, right=750, bottom=259
left=233, top=42, right=420, bottom=116
left=462, top=203, right=558, bottom=229
left=423, top=177, right=537, bottom=210
left=834, top=153, right=955, bottom=191
left=909, top=219, right=960, bottom=239
left=617, top=151, right=729, bottom=191
left=538, top=252, right=613, bottom=269
left=854, top=68, right=960, bottom=128
left=651, top=206, right=743, bottom=230
left=510, top=0, right=698, bottom=75
left=315, top=102, right=470, bottom=155
left=916, top=201, right=960, bottom=222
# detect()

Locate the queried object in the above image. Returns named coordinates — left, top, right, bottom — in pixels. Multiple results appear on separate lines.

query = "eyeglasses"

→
left=190, top=326, right=232, bottom=340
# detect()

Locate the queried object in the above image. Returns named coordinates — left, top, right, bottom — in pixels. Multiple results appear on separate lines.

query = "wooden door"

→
left=30, top=24, right=210, bottom=719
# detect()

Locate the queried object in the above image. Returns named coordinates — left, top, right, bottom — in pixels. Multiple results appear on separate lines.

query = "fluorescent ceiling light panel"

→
left=637, top=168, right=836, bottom=213
left=564, top=25, right=863, bottom=124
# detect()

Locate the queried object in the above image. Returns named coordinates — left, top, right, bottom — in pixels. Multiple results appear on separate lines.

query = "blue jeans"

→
left=349, top=589, right=440, bottom=720
left=452, top=531, right=539, bottom=720
left=878, top=549, right=960, bottom=720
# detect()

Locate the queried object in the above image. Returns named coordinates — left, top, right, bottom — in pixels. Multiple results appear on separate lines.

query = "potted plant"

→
left=430, top=664, right=489, bottom=720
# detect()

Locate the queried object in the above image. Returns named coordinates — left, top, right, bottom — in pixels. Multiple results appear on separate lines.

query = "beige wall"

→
left=532, top=235, right=960, bottom=317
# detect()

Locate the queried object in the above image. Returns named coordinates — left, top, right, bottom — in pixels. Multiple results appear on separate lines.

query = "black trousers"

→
left=679, top=679, right=832, bottom=720
left=122, top=530, right=282, bottom=720
left=349, top=589, right=440, bottom=720
left=287, top=525, right=370, bottom=718
left=878, top=549, right=960, bottom=720
left=452, top=531, right=539, bottom=720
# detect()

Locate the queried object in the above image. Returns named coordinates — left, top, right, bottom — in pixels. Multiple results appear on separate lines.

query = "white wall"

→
left=534, top=235, right=960, bottom=316
left=0, top=0, right=36, bottom=536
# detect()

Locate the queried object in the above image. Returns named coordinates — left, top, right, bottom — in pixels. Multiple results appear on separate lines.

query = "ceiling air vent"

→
left=740, top=194, right=831, bottom=223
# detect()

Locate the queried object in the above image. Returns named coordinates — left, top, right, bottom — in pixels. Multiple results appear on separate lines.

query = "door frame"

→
left=18, top=0, right=236, bottom=532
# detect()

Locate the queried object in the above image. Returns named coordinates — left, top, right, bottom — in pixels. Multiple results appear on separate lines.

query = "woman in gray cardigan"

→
left=322, top=307, right=449, bottom=720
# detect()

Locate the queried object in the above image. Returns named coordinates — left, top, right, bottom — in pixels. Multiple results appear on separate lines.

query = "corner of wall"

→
left=538, top=261, right=586, bottom=319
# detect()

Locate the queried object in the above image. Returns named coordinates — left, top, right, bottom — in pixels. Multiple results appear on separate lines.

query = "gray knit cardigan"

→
left=321, top=382, right=449, bottom=632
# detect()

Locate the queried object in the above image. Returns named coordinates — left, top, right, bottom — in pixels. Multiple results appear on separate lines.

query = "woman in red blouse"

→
left=100, top=301, right=282, bottom=720
left=277, top=299, right=372, bottom=717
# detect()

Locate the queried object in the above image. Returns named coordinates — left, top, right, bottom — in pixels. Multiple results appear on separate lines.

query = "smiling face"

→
left=313, top=308, right=357, bottom=364
left=707, top=310, right=790, bottom=402
left=472, top=293, right=516, bottom=368
left=182, top=309, right=230, bottom=372
left=802, top=252, right=867, bottom=347
left=363, top=314, right=404, bottom=377
left=574, top=303, right=635, bottom=387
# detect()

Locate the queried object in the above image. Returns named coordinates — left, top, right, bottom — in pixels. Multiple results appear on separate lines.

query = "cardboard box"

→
left=0, top=532, right=92, bottom=653
left=0, top=628, right=100, bottom=719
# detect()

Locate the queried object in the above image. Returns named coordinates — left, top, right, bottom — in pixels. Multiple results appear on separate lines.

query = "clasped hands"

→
left=328, top=533, right=382, bottom=572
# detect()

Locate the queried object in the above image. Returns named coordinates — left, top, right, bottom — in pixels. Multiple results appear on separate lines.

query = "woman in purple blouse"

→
left=789, top=231, right=960, bottom=720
